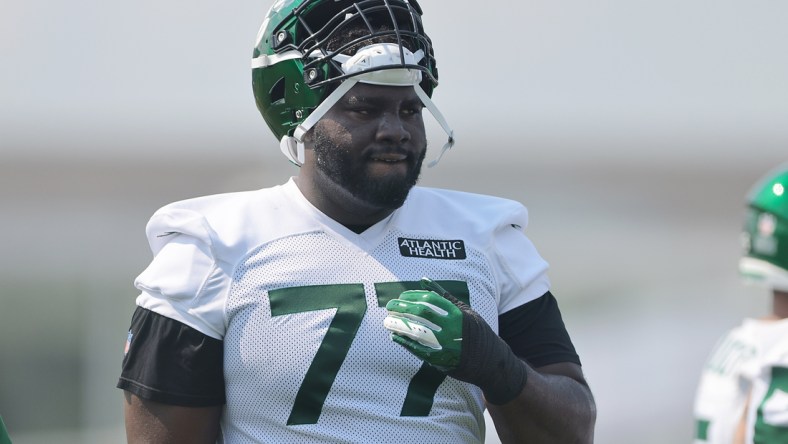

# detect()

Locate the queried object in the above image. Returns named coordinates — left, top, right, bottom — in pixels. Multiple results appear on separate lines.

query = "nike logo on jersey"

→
left=398, top=238, right=466, bottom=260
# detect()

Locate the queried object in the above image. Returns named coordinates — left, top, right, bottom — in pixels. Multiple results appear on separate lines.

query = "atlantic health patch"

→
left=398, top=238, right=466, bottom=259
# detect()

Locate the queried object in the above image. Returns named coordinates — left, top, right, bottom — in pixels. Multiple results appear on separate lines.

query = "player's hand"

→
left=383, top=286, right=464, bottom=371
left=384, top=277, right=528, bottom=405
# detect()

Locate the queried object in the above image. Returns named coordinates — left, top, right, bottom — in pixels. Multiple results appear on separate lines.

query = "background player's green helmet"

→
left=252, top=0, right=452, bottom=166
left=740, top=164, right=788, bottom=291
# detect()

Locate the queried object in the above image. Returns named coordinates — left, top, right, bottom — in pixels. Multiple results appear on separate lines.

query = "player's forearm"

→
left=486, top=364, right=596, bottom=444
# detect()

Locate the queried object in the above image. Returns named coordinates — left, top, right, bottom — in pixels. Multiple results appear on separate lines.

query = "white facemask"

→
left=280, top=43, right=454, bottom=167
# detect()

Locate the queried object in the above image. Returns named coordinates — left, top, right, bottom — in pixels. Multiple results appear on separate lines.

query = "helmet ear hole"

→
left=269, top=78, right=286, bottom=104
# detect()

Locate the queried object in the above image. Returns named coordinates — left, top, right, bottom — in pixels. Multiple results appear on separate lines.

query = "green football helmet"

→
left=740, top=164, right=788, bottom=291
left=252, top=0, right=454, bottom=166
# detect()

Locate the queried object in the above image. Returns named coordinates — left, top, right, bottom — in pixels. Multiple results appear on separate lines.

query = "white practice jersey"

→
left=742, top=321, right=788, bottom=444
left=693, top=317, right=788, bottom=444
left=134, top=178, right=550, bottom=444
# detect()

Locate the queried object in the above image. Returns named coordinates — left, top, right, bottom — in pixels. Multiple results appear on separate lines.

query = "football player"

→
left=693, top=164, right=788, bottom=443
left=117, top=1, right=596, bottom=442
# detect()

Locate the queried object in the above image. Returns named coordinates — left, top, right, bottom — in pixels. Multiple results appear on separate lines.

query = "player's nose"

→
left=375, top=112, right=411, bottom=144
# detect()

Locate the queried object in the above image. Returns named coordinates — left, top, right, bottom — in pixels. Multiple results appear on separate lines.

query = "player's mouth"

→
left=369, top=152, right=408, bottom=163
left=365, top=151, right=412, bottom=177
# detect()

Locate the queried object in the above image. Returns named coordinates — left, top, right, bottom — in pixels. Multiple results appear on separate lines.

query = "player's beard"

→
left=312, top=131, right=426, bottom=210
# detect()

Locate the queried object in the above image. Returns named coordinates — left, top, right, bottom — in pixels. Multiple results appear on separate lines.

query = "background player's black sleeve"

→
left=498, top=291, right=581, bottom=368
left=117, top=306, right=225, bottom=407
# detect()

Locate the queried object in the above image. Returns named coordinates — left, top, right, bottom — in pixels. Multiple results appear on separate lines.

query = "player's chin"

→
left=369, top=176, right=418, bottom=206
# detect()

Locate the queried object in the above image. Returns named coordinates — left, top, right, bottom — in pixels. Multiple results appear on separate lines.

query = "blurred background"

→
left=1, top=0, right=786, bottom=442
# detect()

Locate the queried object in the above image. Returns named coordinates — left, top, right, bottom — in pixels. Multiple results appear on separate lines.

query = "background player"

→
left=693, top=164, right=788, bottom=443
left=0, top=416, right=11, bottom=444
left=117, top=0, right=596, bottom=442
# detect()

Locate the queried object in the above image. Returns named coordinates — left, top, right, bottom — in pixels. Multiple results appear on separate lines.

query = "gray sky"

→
left=2, top=0, right=786, bottom=167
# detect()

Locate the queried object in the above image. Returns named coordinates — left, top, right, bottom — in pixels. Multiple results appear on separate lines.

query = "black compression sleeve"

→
left=498, top=291, right=581, bottom=368
left=117, top=306, right=225, bottom=407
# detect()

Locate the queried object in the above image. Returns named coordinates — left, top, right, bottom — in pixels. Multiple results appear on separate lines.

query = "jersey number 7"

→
left=269, top=280, right=470, bottom=426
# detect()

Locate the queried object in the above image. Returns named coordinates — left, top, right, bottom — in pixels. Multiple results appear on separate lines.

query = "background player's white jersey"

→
left=134, top=178, right=550, bottom=443
left=693, top=318, right=788, bottom=444
left=742, top=324, right=788, bottom=444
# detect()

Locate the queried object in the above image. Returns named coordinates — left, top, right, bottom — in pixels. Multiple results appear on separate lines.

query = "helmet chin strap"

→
left=280, top=43, right=454, bottom=167
left=413, top=86, right=454, bottom=168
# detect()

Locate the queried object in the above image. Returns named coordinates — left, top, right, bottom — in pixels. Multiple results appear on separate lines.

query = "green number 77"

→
left=269, top=280, right=470, bottom=426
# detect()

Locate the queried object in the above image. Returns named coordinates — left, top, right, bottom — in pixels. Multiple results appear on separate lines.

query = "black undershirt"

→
left=498, top=291, right=580, bottom=368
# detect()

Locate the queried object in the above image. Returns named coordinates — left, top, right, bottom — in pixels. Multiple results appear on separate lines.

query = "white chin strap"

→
left=280, top=43, right=454, bottom=167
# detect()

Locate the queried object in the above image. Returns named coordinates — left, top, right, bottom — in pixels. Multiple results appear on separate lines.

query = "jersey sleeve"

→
left=692, top=326, right=752, bottom=443
left=117, top=306, right=225, bottom=406
left=133, top=208, right=231, bottom=340
left=499, top=291, right=580, bottom=367
left=492, top=215, right=550, bottom=314
left=118, top=206, right=232, bottom=405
